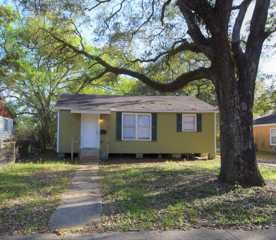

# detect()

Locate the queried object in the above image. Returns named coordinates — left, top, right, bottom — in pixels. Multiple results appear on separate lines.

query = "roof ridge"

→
left=55, top=93, right=218, bottom=112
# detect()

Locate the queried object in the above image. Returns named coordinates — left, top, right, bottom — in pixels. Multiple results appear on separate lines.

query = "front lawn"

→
left=0, top=162, right=76, bottom=235
left=96, top=159, right=276, bottom=231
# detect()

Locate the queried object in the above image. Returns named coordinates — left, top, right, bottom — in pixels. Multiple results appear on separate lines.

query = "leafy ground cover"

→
left=0, top=161, right=76, bottom=235
left=95, top=159, right=276, bottom=232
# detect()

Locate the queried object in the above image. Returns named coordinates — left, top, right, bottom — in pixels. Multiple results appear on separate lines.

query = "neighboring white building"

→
left=0, top=116, right=14, bottom=140
left=0, top=96, right=14, bottom=141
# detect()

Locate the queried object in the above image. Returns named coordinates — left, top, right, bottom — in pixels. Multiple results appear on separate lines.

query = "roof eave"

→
left=71, top=109, right=111, bottom=114
left=54, top=106, right=111, bottom=114
left=110, top=108, right=218, bottom=113
left=55, top=107, right=218, bottom=113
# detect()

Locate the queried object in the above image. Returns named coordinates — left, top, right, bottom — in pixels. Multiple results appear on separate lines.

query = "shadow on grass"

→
left=100, top=164, right=232, bottom=210
left=99, top=161, right=276, bottom=229
left=0, top=198, right=58, bottom=235
left=200, top=193, right=276, bottom=227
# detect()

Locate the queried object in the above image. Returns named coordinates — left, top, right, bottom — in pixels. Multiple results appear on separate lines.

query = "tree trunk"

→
left=214, top=53, right=264, bottom=187
left=219, top=101, right=264, bottom=186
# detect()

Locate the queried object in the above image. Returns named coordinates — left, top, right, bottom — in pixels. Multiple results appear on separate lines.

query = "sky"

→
left=261, top=55, right=276, bottom=75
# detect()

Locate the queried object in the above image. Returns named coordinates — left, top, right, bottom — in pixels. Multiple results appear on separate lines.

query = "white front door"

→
left=80, top=114, right=100, bottom=149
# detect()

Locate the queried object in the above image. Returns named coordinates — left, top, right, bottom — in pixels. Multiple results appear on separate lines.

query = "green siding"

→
left=99, top=114, right=110, bottom=159
left=58, top=110, right=216, bottom=155
left=58, top=110, right=81, bottom=153
left=109, top=112, right=216, bottom=154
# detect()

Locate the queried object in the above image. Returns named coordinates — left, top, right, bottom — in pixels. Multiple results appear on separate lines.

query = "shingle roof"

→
left=55, top=94, right=217, bottom=113
left=254, top=113, right=276, bottom=125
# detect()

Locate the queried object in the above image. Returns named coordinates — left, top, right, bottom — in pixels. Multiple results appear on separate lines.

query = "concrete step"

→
left=80, top=148, right=100, bottom=163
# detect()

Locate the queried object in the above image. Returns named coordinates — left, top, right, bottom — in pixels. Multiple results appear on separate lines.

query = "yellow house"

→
left=253, top=113, right=276, bottom=153
left=55, top=94, right=217, bottom=161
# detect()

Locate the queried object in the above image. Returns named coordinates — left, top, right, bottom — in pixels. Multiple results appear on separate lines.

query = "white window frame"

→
left=4, top=118, right=9, bottom=131
left=0, top=117, right=13, bottom=133
left=270, top=128, right=276, bottom=146
left=122, top=112, right=152, bottom=141
left=182, top=113, right=197, bottom=132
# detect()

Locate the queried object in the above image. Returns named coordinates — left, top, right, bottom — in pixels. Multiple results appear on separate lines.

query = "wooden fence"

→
left=0, top=141, right=16, bottom=165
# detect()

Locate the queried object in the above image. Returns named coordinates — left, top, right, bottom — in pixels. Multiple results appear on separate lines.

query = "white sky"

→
left=260, top=55, right=276, bottom=74
left=1, top=0, right=275, bottom=75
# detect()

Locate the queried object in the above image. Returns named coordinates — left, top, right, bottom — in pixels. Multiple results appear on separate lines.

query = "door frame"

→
left=80, top=114, right=100, bottom=149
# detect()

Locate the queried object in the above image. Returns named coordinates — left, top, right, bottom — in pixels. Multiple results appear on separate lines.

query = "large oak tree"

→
left=18, top=0, right=276, bottom=186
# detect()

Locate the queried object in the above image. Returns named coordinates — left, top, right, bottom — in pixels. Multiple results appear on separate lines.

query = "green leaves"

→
left=0, top=5, right=112, bottom=150
left=0, top=5, right=18, bottom=26
left=254, top=75, right=276, bottom=117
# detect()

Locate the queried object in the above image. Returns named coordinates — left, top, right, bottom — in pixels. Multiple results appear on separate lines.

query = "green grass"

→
left=96, top=159, right=276, bottom=231
left=0, top=161, right=76, bottom=235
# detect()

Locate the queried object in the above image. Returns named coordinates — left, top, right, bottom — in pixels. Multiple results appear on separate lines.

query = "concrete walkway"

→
left=48, top=164, right=102, bottom=231
left=3, top=228, right=276, bottom=240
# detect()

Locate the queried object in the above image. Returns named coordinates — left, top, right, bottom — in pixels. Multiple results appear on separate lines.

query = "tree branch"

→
left=231, top=0, right=252, bottom=64
left=77, top=70, right=109, bottom=92
left=215, top=0, right=234, bottom=29
left=131, top=0, right=155, bottom=37
left=179, top=0, right=217, bottom=33
left=232, top=0, right=252, bottom=43
left=161, top=0, right=172, bottom=25
left=131, top=39, right=208, bottom=63
left=176, top=1, right=213, bottom=58
left=246, top=0, right=270, bottom=59
left=47, top=31, right=212, bottom=92
left=85, top=0, right=111, bottom=11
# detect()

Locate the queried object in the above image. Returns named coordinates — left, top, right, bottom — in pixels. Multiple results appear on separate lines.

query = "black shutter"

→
left=152, top=113, right=157, bottom=141
left=176, top=113, right=182, bottom=132
left=197, top=113, right=202, bottom=132
left=116, top=112, right=122, bottom=141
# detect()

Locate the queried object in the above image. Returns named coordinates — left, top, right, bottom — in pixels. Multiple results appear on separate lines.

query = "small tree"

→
left=0, top=8, right=108, bottom=151
left=254, top=74, right=276, bottom=116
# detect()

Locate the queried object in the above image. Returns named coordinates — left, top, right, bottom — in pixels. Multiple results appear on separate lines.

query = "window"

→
left=122, top=113, right=136, bottom=140
left=182, top=114, right=197, bottom=132
left=4, top=119, right=9, bottom=132
left=137, top=114, right=151, bottom=140
left=122, top=113, right=152, bottom=141
left=271, top=128, right=276, bottom=146
left=8, top=119, right=13, bottom=133
left=0, top=118, right=13, bottom=133
left=0, top=118, right=3, bottom=132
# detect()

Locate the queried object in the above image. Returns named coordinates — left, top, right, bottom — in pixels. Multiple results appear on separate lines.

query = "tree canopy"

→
left=0, top=6, right=121, bottom=150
